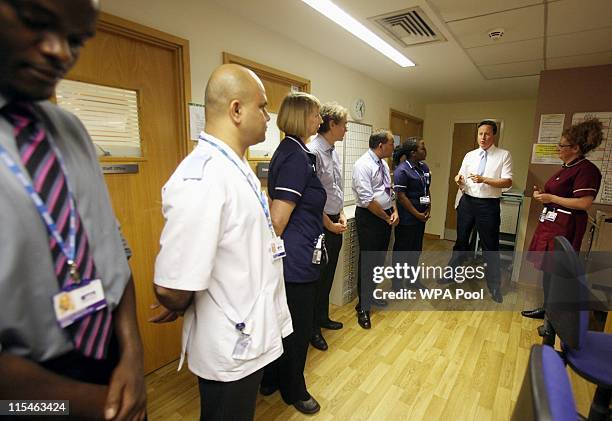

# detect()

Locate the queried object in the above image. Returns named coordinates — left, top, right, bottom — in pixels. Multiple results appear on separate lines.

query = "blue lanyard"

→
left=199, top=135, right=275, bottom=235
left=0, top=140, right=78, bottom=277
left=407, top=160, right=428, bottom=195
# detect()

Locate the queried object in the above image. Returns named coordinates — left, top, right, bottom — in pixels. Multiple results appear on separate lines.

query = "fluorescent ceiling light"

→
left=300, top=0, right=415, bottom=67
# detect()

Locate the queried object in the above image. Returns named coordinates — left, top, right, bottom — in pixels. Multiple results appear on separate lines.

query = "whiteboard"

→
left=248, top=112, right=281, bottom=159
left=339, top=121, right=372, bottom=205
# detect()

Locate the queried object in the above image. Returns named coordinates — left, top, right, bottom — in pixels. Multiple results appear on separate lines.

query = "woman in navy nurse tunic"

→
left=260, top=92, right=326, bottom=414
left=392, top=139, right=431, bottom=291
left=522, top=118, right=603, bottom=319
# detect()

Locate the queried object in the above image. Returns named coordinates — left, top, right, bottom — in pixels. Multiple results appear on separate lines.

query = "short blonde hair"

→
left=277, top=92, right=321, bottom=139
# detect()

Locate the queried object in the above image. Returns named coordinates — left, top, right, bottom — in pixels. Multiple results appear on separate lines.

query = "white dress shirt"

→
left=457, top=144, right=512, bottom=203
left=308, top=133, right=343, bottom=215
left=154, top=132, right=293, bottom=382
left=352, top=149, right=393, bottom=210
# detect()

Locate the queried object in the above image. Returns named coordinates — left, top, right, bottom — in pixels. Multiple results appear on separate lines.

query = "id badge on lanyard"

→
left=0, top=141, right=108, bottom=329
left=201, top=136, right=286, bottom=262
left=53, top=279, right=108, bottom=328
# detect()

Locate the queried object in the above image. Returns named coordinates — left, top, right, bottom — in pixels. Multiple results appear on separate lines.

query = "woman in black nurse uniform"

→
left=261, top=92, right=326, bottom=414
left=522, top=118, right=603, bottom=319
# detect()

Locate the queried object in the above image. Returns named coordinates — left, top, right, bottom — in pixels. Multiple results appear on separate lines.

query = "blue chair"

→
left=543, top=236, right=612, bottom=421
left=512, top=344, right=580, bottom=421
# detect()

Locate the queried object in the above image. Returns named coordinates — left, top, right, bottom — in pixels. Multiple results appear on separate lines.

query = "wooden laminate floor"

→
left=145, top=240, right=597, bottom=420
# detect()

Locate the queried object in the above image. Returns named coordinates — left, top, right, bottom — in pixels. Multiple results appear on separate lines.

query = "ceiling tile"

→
left=547, top=51, right=612, bottom=70
left=479, top=60, right=544, bottom=79
left=427, top=0, right=541, bottom=22
left=547, top=27, right=612, bottom=57
left=547, top=0, right=612, bottom=36
left=447, top=4, right=544, bottom=49
left=467, top=38, right=543, bottom=65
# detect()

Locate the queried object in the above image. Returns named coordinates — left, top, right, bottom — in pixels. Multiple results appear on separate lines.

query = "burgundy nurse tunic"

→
left=528, top=158, right=601, bottom=267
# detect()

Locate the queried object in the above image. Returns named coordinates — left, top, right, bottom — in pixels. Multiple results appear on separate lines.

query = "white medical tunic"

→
left=154, top=132, right=293, bottom=382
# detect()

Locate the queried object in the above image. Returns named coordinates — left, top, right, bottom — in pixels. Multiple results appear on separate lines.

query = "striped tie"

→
left=378, top=159, right=391, bottom=196
left=2, top=103, right=113, bottom=360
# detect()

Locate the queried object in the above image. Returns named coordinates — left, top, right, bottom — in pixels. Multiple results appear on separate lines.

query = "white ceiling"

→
left=212, top=0, right=612, bottom=104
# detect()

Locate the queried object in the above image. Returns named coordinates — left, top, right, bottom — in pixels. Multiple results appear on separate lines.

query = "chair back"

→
left=511, top=345, right=578, bottom=421
left=544, top=236, right=589, bottom=349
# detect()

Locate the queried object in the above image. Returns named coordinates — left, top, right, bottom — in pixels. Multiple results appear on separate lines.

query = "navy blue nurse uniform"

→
left=392, top=159, right=431, bottom=288
left=262, top=135, right=326, bottom=405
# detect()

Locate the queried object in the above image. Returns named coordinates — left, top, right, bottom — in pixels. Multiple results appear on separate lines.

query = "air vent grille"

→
left=371, top=7, right=446, bottom=47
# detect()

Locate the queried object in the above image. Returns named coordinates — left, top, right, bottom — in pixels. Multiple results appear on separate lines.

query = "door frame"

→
left=388, top=108, right=423, bottom=138
left=94, top=12, right=192, bottom=160
left=222, top=52, right=311, bottom=162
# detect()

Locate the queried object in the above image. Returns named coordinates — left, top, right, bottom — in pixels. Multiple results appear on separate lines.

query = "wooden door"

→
left=389, top=109, right=423, bottom=144
left=445, top=123, right=478, bottom=239
left=223, top=53, right=310, bottom=185
left=65, top=13, right=190, bottom=373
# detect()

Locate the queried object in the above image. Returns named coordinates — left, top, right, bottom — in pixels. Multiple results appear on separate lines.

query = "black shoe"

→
left=293, top=396, right=320, bottom=415
left=356, top=309, right=371, bottom=329
left=489, top=287, right=503, bottom=303
left=320, top=319, right=343, bottom=330
left=310, top=333, right=328, bottom=351
left=521, top=308, right=545, bottom=319
left=371, top=298, right=388, bottom=307
left=259, top=385, right=278, bottom=396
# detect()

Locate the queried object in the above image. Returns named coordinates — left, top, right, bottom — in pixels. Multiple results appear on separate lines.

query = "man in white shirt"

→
left=352, top=130, right=399, bottom=328
left=449, top=120, right=512, bottom=303
left=152, top=64, right=292, bottom=420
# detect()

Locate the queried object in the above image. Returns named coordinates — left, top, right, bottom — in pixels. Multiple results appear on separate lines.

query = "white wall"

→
left=423, top=99, right=537, bottom=237
left=99, top=0, right=424, bottom=129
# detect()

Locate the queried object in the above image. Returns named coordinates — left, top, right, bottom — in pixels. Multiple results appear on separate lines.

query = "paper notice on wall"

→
left=531, top=143, right=562, bottom=165
left=537, top=113, right=565, bottom=143
left=572, top=111, right=612, bottom=204
left=189, top=102, right=205, bottom=141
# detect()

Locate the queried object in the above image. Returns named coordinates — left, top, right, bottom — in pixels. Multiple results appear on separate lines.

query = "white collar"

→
left=199, top=131, right=249, bottom=168
left=286, top=135, right=315, bottom=155
left=367, top=149, right=382, bottom=164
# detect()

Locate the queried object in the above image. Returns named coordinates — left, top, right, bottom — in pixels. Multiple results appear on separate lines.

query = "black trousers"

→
left=392, top=222, right=426, bottom=288
left=450, top=194, right=501, bottom=288
left=261, top=281, right=316, bottom=404
left=198, top=368, right=263, bottom=421
left=355, top=206, right=391, bottom=311
left=312, top=214, right=343, bottom=335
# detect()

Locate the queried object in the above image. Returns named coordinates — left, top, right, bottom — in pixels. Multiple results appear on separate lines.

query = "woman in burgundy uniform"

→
left=522, top=118, right=604, bottom=319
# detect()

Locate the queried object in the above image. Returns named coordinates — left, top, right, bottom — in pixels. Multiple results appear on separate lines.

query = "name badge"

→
left=53, top=279, right=107, bottom=328
left=539, top=208, right=546, bottom=222
left=270, top=237, right=286, bottom=260
left=545, top=211, right=557, bottom=222
left=420, top=196, right=431, bottom=205
left=312, top=233, right=324, bottom=265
